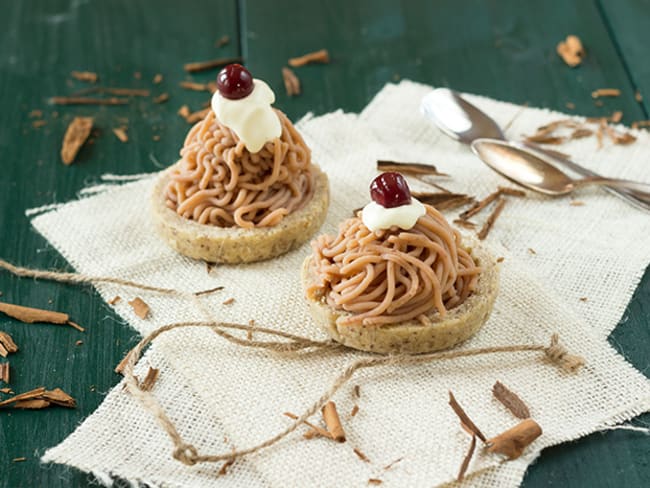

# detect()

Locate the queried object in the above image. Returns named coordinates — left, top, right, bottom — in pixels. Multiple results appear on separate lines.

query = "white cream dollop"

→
left=211, top=79, right=282, bottom=153
left=361, top=198, right=426, bottom=232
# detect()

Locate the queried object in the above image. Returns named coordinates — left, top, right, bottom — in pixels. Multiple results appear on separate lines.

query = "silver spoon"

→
left=420, top=88, right=650, bottom=210
left=471, top=138, right=650, bottom=198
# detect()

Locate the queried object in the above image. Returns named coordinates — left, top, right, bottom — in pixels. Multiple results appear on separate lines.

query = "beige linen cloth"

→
left=31, top=81, right=650, bottom=487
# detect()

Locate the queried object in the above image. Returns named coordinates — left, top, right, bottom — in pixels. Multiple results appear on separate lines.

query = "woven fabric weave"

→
left=33, top=81, right=650, bottom=487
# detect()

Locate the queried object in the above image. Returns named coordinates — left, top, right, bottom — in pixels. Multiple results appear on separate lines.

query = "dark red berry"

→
left=370, top=172, right=411, bottom=208
left=216, top=64, right=254, bottom=100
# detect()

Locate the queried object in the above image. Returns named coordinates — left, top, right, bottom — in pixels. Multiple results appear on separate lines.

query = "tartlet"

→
left=150, top=64, right=329, bottom=264
left=302, top=172, right=498, bottom=354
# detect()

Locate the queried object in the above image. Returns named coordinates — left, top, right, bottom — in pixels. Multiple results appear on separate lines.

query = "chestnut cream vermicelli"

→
left=308, top=205, right=481, bottom=326
left=165, top=109, right=313, bottom=229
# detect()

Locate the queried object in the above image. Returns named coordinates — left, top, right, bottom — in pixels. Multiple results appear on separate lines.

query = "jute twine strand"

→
left=0, top=257, right=586, bottom=467
left=120, top=321, right=585, bottom=467
left=0, top=258, right=205, bottom=295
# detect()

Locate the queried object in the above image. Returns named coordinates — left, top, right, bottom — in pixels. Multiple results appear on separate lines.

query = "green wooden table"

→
left=1, top=1, right=649, bottom=486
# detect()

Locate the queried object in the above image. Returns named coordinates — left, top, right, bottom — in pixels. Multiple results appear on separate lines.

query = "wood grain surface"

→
left=1, top=1, right=648, bottom=486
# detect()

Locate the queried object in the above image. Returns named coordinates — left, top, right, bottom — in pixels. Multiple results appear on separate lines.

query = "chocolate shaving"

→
left=51, top=97, right=128, bottom=106
left=61, top=116, right=93, bottom=165
left=448, top=391, right=486, bottom=442
left=153, top=73, right=163, bottom=84
left=353, top=447, right=370, bottom=462
left=179, top=81, right=217, bottom=93
left=12, top=457, right=26, bottom=463
left=368, top=479, right=383, bottom=485
left=222, top=297, right=235, bottom=306
left=216, top=35, right=230, bottom=48
left=524, top=134, right=565, bottom=145
left=570, top=200, right=585, bottom=206
left=115, top=352, right=131, bottom=375
left=486, top=418, right=542, bottom=459
left=477, top=198, right=506, bottom=240
left=322, top=401, right=346, bottom=442
left=0, top=363, right=9, bottom=383
left=108, top=296, right=121, bottom=305
left=128, top=297, right=150, bottom=319
left=592, top=88, right=621, bottom=98
left=457, top=434, right=477, bottom=482
left=492, top=381, right=530, bottom=419
left=556, top=35, right=584, bottom=67
left=184, top=56, right=243, bottom=73
left=0, top=301, right=84, bottom=331
left=0, top=388, right=13, bottom=394
left=282, top=67, right=301, bottom=96
left=570, top=128, right=593, bottom=139
left=154, top=93, right=170, bottom=104
left=284, top=411, right=333, bottom=439
left=0, top=387, right=46, bottom=407
left=14, top=399, right=51, bottom=409
left=194, top=286, right=224, bottom=296
left=218, top=458, right=235, bottom=476
left=377, top=160, right=447, bottom=176
left=42, top=387, right=77, bottom=408
left=139, top=367, right=159, bottom=391
left=112, top=127, right=128, bottom=143
left=0, top=331, right=18, bottom=357
left=71, top=71, right=98, bottom=83
left=383, top=457, right=403, bottom=471
left=354, top=385, right=361, bottom=398
left=350, top=405, right=359, bottom=417
left=453, top=219, right=477, bottom=230
left=459, top=190, right=501, bottom=220
left=411, top=192, right=473, bottom=211
left=497, top=186, right=526, bottom=197
left=496, top=257, right=505, bottom=263
left=288, top=49, right=330, bottom=67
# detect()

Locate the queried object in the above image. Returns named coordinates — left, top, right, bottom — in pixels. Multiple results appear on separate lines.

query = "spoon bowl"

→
left=471, top=138, right=650, bottom=199
left=420, top=88, right=504, bottom=144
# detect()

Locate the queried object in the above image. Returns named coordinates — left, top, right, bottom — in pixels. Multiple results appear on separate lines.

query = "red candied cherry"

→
left=216, top=63, right=254, bottom=100
left=370, top=172, right=412, bottom=208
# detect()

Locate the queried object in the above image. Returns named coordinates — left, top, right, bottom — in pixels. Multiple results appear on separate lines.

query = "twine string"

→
left=120, top=321, right=584, bottom=467
left=0, top=257, right=586, bottom=467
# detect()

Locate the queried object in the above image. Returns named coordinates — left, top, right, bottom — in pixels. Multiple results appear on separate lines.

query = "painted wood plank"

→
left=599, top=0, right=650, bottom=119
left=0, top=1, right=239, bottom=487
left=241, top=1, right=650, bottom=487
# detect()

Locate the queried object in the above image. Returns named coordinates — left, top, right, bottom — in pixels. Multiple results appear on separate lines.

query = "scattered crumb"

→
left=178, top=105, right=190, bottom=119
left=152, top=135, right=160, bottom=141
left=351, top=405, right=359, bottom=417
left=12, top=457, right=26, bottom=463
left=635, top=91, right=643, bottom=103
left=134, top=71, right=142, bottom=80
left=354, top=385, right=361, bottom=398
left=31, top=120, right=47, bottom=128
left=610, top=111, right=623, bottom=123
left=61, top=117, right=93, bottom=165
left=565, top=102, right=575, bottom=110
left=222, top=297, right=235, bottom=306
left=108, top=296, right=121, bottom=305
left=218, top=459, right=235, bottom=476
left=570, top=200, right=585, bottom=206
left=288, top=49, right=330, bottom=67
left=128, top=297, right=150, bottom=319
left=71, top=71, right=98, bottom=83
left=282, top=67, right=301, bottom=96
left=112, top=127, right=128, bottom=143
left=594, top=100, right=604, bottom=107
left=527, top=248, right=536, bottom=255
left=28, top=109, right=43, bottom=118
left=153, top=73, right=163, bottom=84
left=216, top=35, right=230, bottom=47
left=580, top=297, right=588, bottom=302
left=496, top=257, right=505, bottom=263
left=0, top=388, right=13, bottom=394
left=353, top=448, right=370, bottom=462
left=154, top=93, right=169, bottom=104
left=75, top=340, right=83, bottom=346
left=592, top=88, right=621, bottom=99
left=368, top=480, right=383, bottom=485
left=556, top=35, right=584, bottom=67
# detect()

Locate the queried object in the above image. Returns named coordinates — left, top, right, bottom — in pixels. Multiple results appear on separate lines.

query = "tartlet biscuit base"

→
left=302, top=237, right=499, bottom=354
left=150, top=164, right=329, bottom=264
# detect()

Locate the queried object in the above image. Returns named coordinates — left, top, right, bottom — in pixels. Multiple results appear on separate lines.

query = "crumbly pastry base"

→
left=302, top=237, right=499, bottom=354
left=150, top=164, right=329, bottom=264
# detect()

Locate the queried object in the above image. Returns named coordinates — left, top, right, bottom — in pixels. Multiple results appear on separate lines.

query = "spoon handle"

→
left=521, top=142, right=650, bottom=211
left=575, top=176, right=650, bottom=200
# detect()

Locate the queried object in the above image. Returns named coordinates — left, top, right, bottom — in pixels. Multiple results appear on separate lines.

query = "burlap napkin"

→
left=32, top=81, right=650, bottom=487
